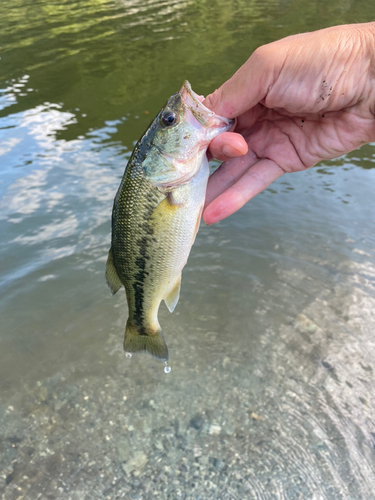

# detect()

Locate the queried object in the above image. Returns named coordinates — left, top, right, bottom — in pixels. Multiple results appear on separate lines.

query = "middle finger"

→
left=205, top=147, right=259, bottom=207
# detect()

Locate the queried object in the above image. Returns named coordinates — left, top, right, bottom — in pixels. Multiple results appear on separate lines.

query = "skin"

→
left=202, top=22, right=375, bottom=224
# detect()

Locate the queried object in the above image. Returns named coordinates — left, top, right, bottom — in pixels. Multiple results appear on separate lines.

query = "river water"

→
left=1, top=0, right=375, bottom=499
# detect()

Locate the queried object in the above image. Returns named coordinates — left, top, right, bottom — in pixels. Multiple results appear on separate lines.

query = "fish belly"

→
left=148, top=157, right=210, bottom=311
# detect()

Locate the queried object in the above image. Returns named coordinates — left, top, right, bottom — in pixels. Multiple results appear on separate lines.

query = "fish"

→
left=105, top=81, right=233, bottom=361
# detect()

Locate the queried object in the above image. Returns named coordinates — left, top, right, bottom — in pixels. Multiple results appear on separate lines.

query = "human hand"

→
left=203, top=23, right=375, bottom=224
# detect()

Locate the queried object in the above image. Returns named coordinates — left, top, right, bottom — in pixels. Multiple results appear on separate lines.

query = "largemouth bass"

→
left=106, top=81, right=233, bottom=361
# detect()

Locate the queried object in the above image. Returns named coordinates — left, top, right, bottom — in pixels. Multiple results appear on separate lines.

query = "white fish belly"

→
left=145, top=158, right=209, bottom=318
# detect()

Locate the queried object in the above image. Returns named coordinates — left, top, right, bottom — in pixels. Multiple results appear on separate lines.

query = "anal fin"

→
left=105, top=248, right=123, bottom=295
left=164, top=275, right=181, bottom=313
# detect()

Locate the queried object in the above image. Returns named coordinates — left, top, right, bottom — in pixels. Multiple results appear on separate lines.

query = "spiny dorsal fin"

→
left=105, top=248, right=123, bottom=295
left=164, top=275, right=181, bottom=313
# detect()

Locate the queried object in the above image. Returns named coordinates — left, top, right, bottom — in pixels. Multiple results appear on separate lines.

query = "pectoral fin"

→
left=150, top=194, right=180, bottom=232
left=105, top=248, right=123, bottom=295
left=164, top=275, right=181, bottom=313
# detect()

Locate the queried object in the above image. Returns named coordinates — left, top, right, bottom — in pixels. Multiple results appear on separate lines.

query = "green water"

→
left=1, top=1, right=375, bottom=499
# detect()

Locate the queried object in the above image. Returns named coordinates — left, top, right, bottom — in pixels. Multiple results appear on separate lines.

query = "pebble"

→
left=189, top=414, right=204, bottom=430
left=295, top=314, right=318, bottom=333
left=127, top=451, right=148, bottom=473
left=208, top=424, right=221, bottom=435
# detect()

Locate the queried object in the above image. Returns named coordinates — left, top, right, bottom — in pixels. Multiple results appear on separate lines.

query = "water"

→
left=1, top=0, right=375, bottom=498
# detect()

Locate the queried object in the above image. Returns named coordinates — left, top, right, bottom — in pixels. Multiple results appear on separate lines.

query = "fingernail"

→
left=222, top=145, right=241, bottom=158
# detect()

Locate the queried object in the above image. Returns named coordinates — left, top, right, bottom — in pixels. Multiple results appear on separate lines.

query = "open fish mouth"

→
left=179, top=80, right=234, bottom=132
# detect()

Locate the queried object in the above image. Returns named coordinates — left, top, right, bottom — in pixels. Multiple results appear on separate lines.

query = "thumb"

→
left=203, top=46, right=280, bottom=118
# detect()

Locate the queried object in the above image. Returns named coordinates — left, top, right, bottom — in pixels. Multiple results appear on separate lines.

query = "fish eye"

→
left=161, top=111, right=179, bottom=128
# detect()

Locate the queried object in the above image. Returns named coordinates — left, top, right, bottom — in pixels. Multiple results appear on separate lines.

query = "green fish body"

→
left=106, top=81, right=233, bottom=361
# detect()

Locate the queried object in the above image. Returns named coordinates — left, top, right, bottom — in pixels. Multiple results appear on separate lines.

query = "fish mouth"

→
left=179, top=80, right=234, bottom=133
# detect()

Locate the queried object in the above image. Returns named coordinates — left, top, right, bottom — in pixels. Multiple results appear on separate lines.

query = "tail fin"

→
left=124, top=321, right=168, bottom=362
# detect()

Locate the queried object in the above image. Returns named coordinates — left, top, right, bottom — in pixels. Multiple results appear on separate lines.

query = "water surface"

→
left=1, top=1, right=375, bottom=499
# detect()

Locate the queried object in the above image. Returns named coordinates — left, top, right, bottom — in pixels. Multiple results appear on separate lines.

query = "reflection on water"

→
left=1, top=0, right=375, bottom=498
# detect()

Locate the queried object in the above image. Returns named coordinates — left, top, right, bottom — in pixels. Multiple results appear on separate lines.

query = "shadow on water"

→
left=1, top=0, right=375, bottom=499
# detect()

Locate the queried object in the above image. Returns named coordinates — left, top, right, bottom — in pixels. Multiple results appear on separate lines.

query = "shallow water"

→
left=1, top=0, right=375, bottom=499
